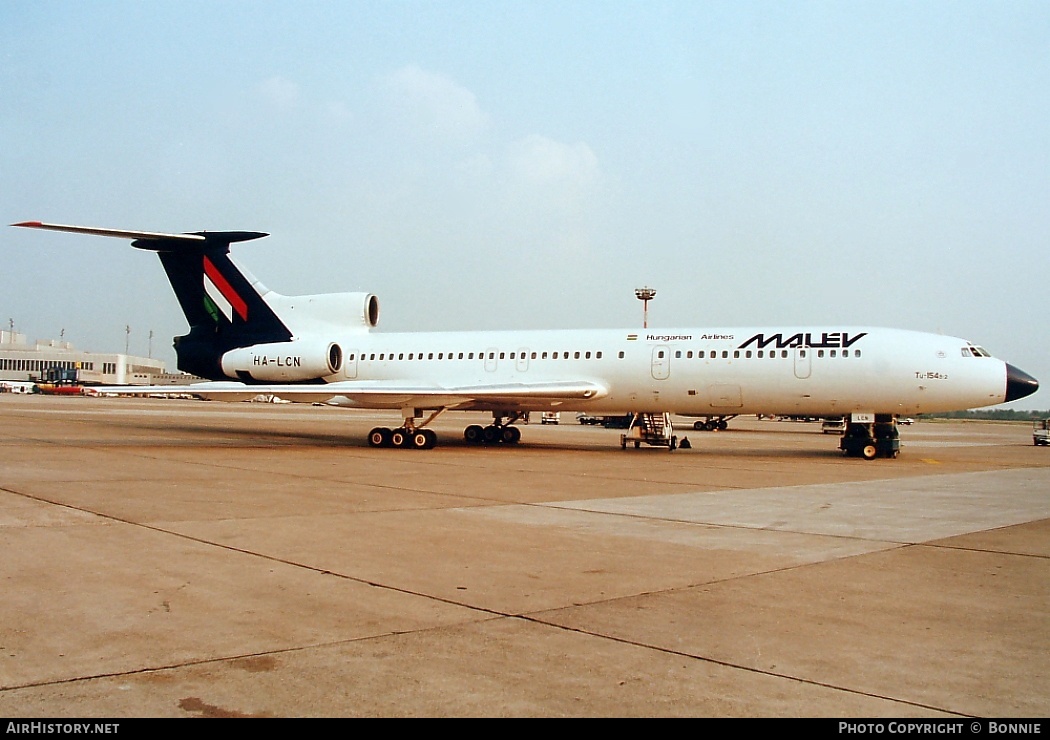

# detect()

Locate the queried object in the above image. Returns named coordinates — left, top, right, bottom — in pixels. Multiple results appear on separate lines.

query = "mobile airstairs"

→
left=620, top=412, right=678, bottom=451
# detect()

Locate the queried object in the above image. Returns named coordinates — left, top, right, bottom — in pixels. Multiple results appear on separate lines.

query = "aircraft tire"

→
left=482, top=425, right=501, bottom=444
left=501, top=426, right=521, bottom=444
left=464, top=425, right=484, bottom=444
left=409, top=430, right=430, bottom=449
left=368, top=427, right=392, bottom=448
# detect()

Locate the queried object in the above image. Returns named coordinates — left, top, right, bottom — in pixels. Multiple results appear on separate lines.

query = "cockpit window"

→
left=965, top=345, right=991, bottom=358
left=961, top=347, right=972, bottom=357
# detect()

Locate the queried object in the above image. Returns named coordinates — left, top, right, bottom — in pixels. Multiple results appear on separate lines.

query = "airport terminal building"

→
left=0, top=329, right=171, bottom=386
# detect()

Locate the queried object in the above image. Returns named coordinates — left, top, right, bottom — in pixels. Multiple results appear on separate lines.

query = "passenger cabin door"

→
left=651, top=345, right=670, bottom=380
left=793, top=345, right=812, bottom=379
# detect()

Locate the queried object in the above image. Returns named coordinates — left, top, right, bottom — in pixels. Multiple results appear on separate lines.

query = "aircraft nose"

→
left=1005, top=364, right=1039, bottom=402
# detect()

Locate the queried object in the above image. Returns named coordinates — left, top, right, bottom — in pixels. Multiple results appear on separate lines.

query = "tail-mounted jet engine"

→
left=221, top=340, right=343, bottom=382
left=268, top=292, right=380, bottom=331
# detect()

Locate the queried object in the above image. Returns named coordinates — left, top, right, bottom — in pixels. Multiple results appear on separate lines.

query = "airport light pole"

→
left=635, top=287, right=656, bottom=329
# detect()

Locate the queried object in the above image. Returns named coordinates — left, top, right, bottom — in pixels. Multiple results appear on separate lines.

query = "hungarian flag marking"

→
left=203, top=256, right=248, bottom=322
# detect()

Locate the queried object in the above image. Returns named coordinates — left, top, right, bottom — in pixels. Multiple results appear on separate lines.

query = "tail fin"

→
left=11, top=223, right=292, bottom=378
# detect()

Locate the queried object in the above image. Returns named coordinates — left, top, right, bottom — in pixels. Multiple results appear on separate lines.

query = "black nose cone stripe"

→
left=1005, top=364, right=1039, bottom=403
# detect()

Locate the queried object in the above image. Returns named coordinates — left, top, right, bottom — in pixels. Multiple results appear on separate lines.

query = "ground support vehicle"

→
left=621, top=412, right=677, bottom=451
left=1034, top=419, right=1050, bottom=446
left=822, top=417, right=846, bottom=434
left=839, top=413, right=900, bottom=460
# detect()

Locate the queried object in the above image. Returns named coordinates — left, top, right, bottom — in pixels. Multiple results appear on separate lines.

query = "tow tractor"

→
left=1034, top=419, right=1050, bottom=446
left=839, top=413, right=901, bottom=460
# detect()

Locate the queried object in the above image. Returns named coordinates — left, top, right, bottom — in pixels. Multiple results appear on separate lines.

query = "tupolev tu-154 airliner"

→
left=12, top=221, right=1039, bottom=457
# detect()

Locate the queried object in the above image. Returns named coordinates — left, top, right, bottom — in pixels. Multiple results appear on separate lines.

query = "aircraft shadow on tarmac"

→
left=86, top=415, right=850, bottom=458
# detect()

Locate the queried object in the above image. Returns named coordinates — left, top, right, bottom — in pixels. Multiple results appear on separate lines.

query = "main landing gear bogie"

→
left=464, top=423, right=521, bottom=445
left=692, top=415, right=736, bottom=431
left=368, top=426, right=437, bottom=450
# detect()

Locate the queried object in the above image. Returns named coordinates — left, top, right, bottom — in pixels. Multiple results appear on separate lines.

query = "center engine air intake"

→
left=221, top=340, right=343, bottom=382
left=266, top=291, right=380, bottom=331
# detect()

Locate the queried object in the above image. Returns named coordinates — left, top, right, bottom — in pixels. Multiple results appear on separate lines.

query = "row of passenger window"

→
left=346, top=347, right=862, bottom=363
left=347, top=350, right=608, bottom=362
left=670, top=348, right=861, bottom=359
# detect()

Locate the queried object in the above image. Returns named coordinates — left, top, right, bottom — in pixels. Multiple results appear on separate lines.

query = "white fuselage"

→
left=312, top=326, right=1008, bottom=416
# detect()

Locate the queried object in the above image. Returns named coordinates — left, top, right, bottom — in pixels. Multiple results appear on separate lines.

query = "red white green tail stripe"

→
left=203, top=255, right=248, bottom=322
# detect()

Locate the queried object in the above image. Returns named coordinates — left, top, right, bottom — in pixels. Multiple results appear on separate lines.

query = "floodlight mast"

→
left=635, top=287, right=656, bottom=329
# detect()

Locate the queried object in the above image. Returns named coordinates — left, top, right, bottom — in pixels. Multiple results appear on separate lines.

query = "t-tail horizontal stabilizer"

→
left=10, top=221, right=267, bottom=251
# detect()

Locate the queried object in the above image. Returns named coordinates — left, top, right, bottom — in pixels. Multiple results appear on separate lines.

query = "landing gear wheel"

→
left=391, top=428, right=410, bottom=448
left=501, top=426, right=521, bottom=444
left=368, top=427, right=392, bottom=448
left=717, top=420, right=728, bottom=431
left=409, top=430, right=432, bottom=450
left=704, top=420, right=717, bottom=431
left=464, top=425, right=484, bottom=444
left=422, top=429, right=437, bottom=449
left=862, top=444, right=877, bottom=460
left=482, top=425, right=501, bottom=444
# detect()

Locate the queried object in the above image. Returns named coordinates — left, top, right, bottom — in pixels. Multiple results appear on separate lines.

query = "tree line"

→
left=920, top=409, right=1049, bottom=421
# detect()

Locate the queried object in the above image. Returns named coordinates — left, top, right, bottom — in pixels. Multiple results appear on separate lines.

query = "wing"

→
left=93, top=379, right=608, bottom=411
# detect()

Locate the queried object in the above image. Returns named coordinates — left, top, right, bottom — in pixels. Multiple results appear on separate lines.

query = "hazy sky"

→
left=2, top=1, right=1047, bottom=408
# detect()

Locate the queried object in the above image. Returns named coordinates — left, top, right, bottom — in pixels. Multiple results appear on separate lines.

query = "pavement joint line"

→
left=536, top=500, right=912, bottom=543
left=531, top=501, right=1050, bottom=557
left=2, top=404, right=1045, bottom=714
left=0, top=474, right=956, bottom=711
left=0, top=483, right=511, bottom=612
left=0, top=615, right=507, bottom=694
left=0, top=477, right=954, bottom=710
left=2, top=433, right=772, bottom=501
left=0, top=607, right=972, bottom=718
left=515, top=611, right=973, bottom=718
